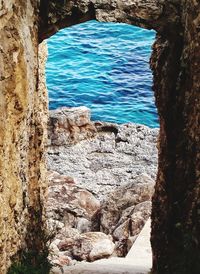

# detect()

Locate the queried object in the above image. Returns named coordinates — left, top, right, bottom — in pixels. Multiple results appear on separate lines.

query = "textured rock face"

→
left=99, top=175, right=154, bottom=235
left=72, top=232, right=115, bottom=261
left=48, top=107, right=96, bottom=146
left=46, top=108, right=157, bottom=269
left=39, top=1, right=200, bottom=273
left=47, top=171, right=100, bottom=227
left=48, top=107, right=158, bottom=200
left=47, top=111, right=157, bottom=267
left=0, top=2, right=48, bottom=272
left=150, top=2, right=200, bottom=273
left=39, top=0, right=178, bottom=40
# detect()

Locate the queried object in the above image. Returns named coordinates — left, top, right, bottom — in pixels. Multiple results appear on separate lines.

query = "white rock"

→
left=89, top=239, right=115, bottom=261
left=72, top=232, right=115, bottom=261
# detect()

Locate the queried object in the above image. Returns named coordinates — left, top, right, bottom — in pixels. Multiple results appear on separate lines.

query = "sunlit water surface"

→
left=46, top=20, right=158, bottom=128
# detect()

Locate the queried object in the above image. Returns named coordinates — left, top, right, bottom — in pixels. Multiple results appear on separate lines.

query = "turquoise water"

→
left=46, top=20, right=158, bottom=128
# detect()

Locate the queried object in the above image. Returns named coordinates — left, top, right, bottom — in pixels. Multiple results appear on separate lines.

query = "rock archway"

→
left=39, top=2, right=200, bottom=273
left=0, top=1, right=199, bottom=273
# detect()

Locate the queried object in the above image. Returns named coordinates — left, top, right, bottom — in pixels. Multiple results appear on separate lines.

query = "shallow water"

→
left=46, top=20, right=158, bottom=128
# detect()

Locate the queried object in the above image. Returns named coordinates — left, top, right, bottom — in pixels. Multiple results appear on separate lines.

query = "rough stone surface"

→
left=48, top=107, right=96, bottom=146
left=50, top=219, right=152, bottom=273
left=0, top=3, right=47, bottom=273
left=47, top=170, right=100, bottom=228
left=72, top=232, right=115, bottom=261
left=99, top=176, right=154, bottom=256
left=48, top=108, right=158, bottom=200
left=39, top=0, right=179, bottom=41
left=150, top=2, right=200, bottom=273
left=99, top=177, right=154, bottom=233
left=47, top=107, right=156, bottom=265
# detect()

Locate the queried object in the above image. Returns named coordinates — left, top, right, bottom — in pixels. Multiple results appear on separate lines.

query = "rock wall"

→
left=0, top=1, right=48, bottom=272
left=151, top=1, right=200, bottom=273
left=39, top=0, right=178, bottom=41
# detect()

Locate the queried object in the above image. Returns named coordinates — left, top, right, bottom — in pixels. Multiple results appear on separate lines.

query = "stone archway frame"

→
left=39, top=1, right=200, bottom=274
left=1, top=1, right=199, bottom=273
left=39, top=0, right=179, bottom=41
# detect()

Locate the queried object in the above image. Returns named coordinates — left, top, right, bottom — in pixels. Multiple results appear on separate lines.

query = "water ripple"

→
left=46, top=20, right=159, bottom=128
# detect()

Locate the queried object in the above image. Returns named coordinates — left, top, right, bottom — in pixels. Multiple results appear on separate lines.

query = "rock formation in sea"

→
left=0, top=1, right=199, bottom=273
left=47, top=107, right=157, bottom=267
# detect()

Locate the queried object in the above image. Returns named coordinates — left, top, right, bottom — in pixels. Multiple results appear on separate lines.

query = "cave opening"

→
left=45, top=20, right=158, bottom=270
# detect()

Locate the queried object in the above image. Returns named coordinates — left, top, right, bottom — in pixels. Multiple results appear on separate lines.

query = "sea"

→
left=46, top=20, right=158, bottom=128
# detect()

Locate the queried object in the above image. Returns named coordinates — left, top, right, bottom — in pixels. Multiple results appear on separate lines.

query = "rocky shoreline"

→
left=46, top=107, right=158, bottom=269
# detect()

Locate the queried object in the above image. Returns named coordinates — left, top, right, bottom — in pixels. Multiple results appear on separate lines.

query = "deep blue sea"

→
left=46, top=20, right=158, bottom=128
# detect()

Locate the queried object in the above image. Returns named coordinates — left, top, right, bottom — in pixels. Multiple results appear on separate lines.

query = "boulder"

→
left=72, top=232, right=115, bottom=261
left=47, top=171, right=100, bottom=228
left=100, top=174, right=155, bottom=235
left=97, top=174, right=154, bottom=256
left=48, top=107, right=96, bottom=146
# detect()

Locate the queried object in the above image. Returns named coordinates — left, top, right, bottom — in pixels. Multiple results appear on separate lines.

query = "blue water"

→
left=46, top=20, right=158, bottom=128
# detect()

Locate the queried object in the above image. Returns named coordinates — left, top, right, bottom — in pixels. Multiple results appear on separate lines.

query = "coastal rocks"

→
left=99, top=175, right=154, bottom=256
left=47, top=107, right=158, bottom=200
left=46, top=170, right=112, bottom=266
left=100, top=174, right=155, bottom=235
left=48, top=107, right=96, bottom=146
left=72, top=232, right=115, bottom=261
left=47, top=107, right=157, bottom=266
left=47, top=171, right=154, bottom=265
left=47, top=171, right=100, bottom=228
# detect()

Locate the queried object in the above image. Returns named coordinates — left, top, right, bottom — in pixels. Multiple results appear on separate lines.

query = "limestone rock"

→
left=47, top=171, right=100, bottom=227
left=48, top=107, right=96, bottom=146
left=58, top=238, right=75, bottom=252
left=56, top=227, right=80, bottom=241
left=39, top=0, right=176, bottom=40
left=130, top=201, right=152, bottom=236
left=1, top=0, right=199, bottom=273
left=97, top=175, right=154, bottom=256
left=47, top=109, right=157, bottom=262
left=112, top=219, right=131, bottom=241
left=77, top=218, right=92, bottom=233
left=0, top=3, right=48, bottom=272
left=47, top=115, right=158, bottom=200
left=89, top=239, right=115, bottom=261
left=100, top=174, right=155, bottom=235
left=72, top=232, right=115, bottom=261
left=50, top=252, right=73, bottom=268
left=52, top=255, right=72, bottom=267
